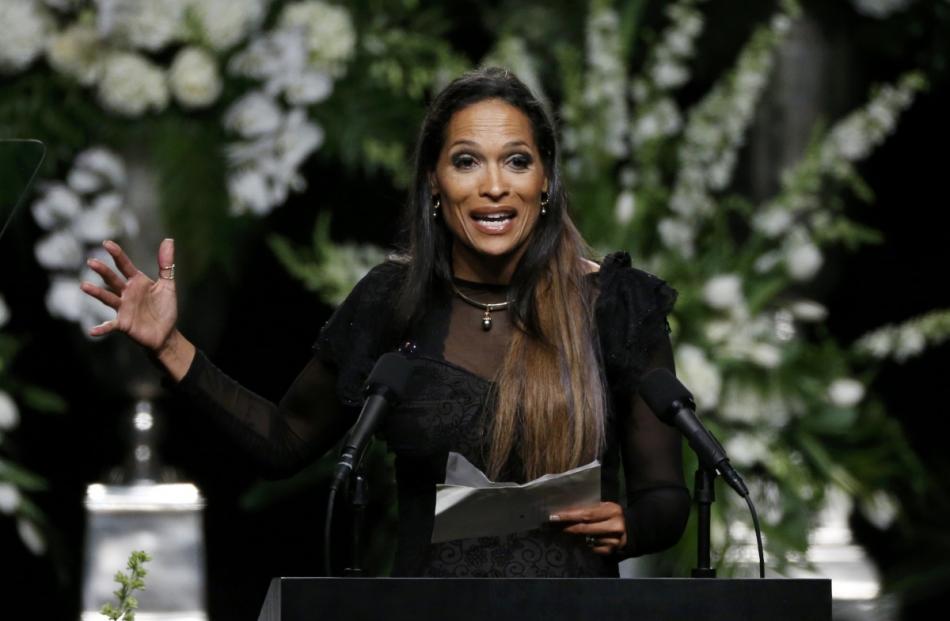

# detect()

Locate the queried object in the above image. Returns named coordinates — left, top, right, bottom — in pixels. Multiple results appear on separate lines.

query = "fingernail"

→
left=548, top=514, right=560, bottom=522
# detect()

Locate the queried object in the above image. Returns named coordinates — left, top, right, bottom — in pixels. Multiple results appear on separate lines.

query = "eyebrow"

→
left=448, top=139, right=532, bottom=149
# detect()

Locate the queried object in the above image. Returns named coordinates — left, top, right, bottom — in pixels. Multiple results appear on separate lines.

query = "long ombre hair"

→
left=396, top=68, right=606, bottom=480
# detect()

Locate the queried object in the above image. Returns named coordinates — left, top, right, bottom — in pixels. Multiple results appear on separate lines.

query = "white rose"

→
left=0, top=293, right=9, bottom=328
left=674, top=344, right=721, bottom=411
left=614, top=191, right=635, bottom=225
left=35, top=229, right=84, bottom=270
left=98, top=0, right=186, bottom=51
left=0, top=390, right=19, bottom=430
left=0, top=0, right=54, bottom=74
left=702, top=274, right=743, bottom=311
left=17, top=518, right=46, bottom=555
left=784, top=236, right=823, bottom=281
left=827, top=378, right=865, bottom=407
left=169, top=46, right=222, bottom=108
left=224, top=91, right=283, bottom=138
left=188, top=0, right=267, bottom=52
left=0, top=482, right=21, bottom=514
left=97, top=52, right=169, bottom=117
left=46, top=20, right=104, bottom=86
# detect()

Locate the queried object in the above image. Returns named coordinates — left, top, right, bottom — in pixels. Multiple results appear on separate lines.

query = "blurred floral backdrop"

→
left=2, top=0, right=950, bottom=617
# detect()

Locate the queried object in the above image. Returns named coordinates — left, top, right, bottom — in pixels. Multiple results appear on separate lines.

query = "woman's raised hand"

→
left=80, top=239, right=195, bottom=380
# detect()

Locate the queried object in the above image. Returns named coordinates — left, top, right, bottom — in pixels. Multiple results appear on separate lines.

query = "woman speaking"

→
left=79, top=67, right=690, bottom=577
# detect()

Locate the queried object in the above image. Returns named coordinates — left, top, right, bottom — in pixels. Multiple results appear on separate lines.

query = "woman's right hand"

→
left=80, top=238, right=178, bottom=351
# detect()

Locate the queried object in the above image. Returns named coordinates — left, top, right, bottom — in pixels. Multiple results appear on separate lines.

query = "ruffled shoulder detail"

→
left=595, top=251, right=677, bottom=389
left=312, top=260, right=408, bottom=406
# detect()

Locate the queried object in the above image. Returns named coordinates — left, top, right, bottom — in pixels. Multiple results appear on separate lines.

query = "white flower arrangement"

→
left=277, top=0, right=356, bottom=77
left=95, top=0, right=187, bottom=52
left=46, top=20, right=105, bottom=86
left=30, top=148, right=138, bottom=333
left=856, top=311, right=950, bottom=363
left=169, top=46, right=222, bottom=108
left=675, top=343, right=722, bottom=411
left=186, top=0, right=268, bottom=52
left=0, top=0, right=54, bottom=74
left=97, top=51, right=169, bottom=117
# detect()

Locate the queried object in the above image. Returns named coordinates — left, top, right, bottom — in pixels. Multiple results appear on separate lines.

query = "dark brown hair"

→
left=398, top=67, right=606, bottom=479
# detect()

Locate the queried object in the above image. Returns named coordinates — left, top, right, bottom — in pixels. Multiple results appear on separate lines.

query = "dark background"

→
left=1, top=1, right=948, bottom=619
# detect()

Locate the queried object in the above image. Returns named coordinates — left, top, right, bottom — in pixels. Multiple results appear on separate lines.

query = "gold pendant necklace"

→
left=451, top=285, right=509, bottom=331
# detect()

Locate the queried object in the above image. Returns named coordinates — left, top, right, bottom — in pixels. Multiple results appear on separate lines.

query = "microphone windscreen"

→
left=365, top=352, right=414, bottom=399
left=639, top=368, right=694, bottom=425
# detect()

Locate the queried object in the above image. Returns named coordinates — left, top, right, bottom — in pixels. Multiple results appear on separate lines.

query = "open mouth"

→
left=471, top=210, right=517, bottom=234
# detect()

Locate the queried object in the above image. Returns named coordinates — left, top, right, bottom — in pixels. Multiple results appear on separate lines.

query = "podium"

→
left=256, top=577, right=830, bottom=620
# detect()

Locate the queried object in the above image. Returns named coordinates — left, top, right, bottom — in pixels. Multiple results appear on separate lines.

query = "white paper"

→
left=431, top=452, right=601, bottom=543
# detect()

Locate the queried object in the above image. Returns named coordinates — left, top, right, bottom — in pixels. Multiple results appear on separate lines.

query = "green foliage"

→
left=100, top=550, right=152, bottom=621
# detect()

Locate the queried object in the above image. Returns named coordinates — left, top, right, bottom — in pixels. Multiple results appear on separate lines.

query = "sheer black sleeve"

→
left=619, top=335, right=691, bottom=556
left=175, top=350, right=353, bottom=478
left=596, top=251, right=691, bottom=557
left=171, top=261, right=407, bottom=479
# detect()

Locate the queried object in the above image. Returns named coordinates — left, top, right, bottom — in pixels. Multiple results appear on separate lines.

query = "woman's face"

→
left=430, top=98, right=548, bottom=282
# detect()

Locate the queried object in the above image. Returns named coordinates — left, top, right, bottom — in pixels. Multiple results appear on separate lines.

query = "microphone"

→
left=639, top=368, right=749, bottom=498
left=330, top=352, right=414, bottom=492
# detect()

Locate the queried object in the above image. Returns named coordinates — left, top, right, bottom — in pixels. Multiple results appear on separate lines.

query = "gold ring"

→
left=159, top=264, right=175, bottom=280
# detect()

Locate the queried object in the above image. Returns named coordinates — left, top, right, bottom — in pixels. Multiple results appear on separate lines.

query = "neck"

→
left=451, top=243, right=526, bottom=285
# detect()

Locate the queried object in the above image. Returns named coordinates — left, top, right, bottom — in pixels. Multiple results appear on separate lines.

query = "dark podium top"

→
left=257, top=577, right=831, bottom=621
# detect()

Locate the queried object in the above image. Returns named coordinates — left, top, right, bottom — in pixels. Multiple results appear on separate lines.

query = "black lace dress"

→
left=174, top=251, right=690, bottom=577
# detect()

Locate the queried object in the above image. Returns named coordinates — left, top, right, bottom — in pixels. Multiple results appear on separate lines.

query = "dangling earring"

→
left=431, top=196, right=441, bottom=219
left=540, top=191, right=549, bottom=215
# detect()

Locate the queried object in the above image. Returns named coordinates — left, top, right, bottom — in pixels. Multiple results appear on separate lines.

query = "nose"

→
left=479, top=163, right=509, bottom=202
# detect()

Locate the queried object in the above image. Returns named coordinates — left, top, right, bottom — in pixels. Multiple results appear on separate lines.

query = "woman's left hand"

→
left=548, top=501, right=628, bottom=556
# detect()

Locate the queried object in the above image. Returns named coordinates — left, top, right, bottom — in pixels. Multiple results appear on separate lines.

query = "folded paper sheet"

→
left=431, top=452, right=601, bottom=543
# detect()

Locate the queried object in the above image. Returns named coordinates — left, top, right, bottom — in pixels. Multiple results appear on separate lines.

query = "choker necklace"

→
left=452, top=284, right=509, bottom=331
